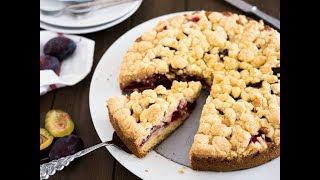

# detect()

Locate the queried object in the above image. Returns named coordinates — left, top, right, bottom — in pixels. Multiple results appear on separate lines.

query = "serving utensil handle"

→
left=251, top=8, right=280, bottom=30
left=67, top=0, right=137, bottom=10
left=40, top=141, right=110, bottom=180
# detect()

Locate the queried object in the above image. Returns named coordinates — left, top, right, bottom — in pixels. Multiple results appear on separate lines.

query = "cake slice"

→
left=189, top=71, right=280, bottom=171
left=107, top=81, right=202, bottom=157
left=189, top=96, right=280, bottom=171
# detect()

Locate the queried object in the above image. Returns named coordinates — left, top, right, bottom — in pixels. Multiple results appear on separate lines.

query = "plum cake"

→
left=107, top=81, right=202, bottom=157
left=108, top=10, right=280, bottom=171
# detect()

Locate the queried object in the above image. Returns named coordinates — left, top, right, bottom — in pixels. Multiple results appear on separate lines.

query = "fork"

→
left=40, top=141, right=119, bottom=179
left=41, top=0, right=139, bottom=16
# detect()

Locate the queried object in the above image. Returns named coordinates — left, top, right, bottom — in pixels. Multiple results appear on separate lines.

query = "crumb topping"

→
left=108, top=81, right=202, bottom=146
left=116, top=11, right=280, bottom=159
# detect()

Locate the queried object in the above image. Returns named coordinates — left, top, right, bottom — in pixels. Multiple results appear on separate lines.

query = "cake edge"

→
left=108, top=109, right=188, bottom=158
left=108, top=110, right=146, bottom=157
left=190, top=144, right=279, bottom=171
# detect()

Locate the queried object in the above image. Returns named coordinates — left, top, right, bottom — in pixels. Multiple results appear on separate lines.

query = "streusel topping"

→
left=117, top=10, right=280, bottom=158
left=119, top=11, right=279, bottom=89
left=108, top=81, right=202, bottom=146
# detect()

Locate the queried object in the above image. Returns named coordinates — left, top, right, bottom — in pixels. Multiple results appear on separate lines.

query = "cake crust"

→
left=108, top=111, right=145, bottom=157
left=191, top=144, right=279, bottom=171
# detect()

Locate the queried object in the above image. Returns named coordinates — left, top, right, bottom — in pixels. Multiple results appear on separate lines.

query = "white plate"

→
left=40, top=2, right=141, bottom=34
left=89, top=11, right=280, bottom=180
left=40, top=0, right=142, bottom=28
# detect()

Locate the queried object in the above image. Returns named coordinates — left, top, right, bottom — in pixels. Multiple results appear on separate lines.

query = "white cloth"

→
left=40, top=31, right=95, bottom=95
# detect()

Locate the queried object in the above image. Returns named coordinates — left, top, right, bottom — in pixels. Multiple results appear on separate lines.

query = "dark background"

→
left=40, top=0, right=280, bottom=179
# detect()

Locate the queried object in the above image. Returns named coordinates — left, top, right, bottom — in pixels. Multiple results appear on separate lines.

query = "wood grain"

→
left=187, top=0, right=242, bottom=13
left=40, top=0, right=279, bottom=179
left=130, top=0, right=185, bottom=27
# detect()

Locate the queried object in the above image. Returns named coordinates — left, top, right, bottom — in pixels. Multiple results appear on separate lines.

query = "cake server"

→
left=224, top=0, right=280, bottom=30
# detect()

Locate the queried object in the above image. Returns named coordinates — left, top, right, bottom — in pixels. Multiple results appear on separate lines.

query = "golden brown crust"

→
left=108, top=111, right=146, bottom=157
left=109, top=110, right=190, bottom=158
left=190, top=144, right=279, bottom=171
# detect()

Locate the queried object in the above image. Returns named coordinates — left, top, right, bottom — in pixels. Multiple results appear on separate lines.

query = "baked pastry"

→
left=107, top=81, right=202, bottom=157
left=113, top=10, right=280, bottom=171
left=190, top=94, right=279, bottom=171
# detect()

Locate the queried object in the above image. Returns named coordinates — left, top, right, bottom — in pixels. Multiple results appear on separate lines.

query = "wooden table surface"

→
left=40, top=0, right=279, bottom=179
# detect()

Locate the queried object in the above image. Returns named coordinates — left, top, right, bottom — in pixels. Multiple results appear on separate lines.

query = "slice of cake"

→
left=189, top=68, right=280, bottom=171
left=107, top=81, right=202, bottom=157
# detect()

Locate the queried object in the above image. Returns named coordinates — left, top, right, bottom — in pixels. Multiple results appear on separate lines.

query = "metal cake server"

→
left=224, top=0, right=280, bottom=30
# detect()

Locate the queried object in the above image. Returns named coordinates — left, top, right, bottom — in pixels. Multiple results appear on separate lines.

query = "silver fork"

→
left=40, top=0, right=139, bottom=16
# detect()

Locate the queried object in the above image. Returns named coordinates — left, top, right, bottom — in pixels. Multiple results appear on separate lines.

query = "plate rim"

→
left=40, top=0, right=142, bottom=28
left=40, top=1, right=141, bottom=35
left=89, top=11, right=280, bottom=180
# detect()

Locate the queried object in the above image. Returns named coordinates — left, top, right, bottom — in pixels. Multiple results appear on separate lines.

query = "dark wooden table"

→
left=40, top=0, right=279, bottom=179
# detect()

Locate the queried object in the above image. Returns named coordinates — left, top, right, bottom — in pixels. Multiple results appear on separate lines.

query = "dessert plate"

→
left=40, top=0, right=142, bottom=28
left=40, top=1, right=141, bottom=34
left=89, top=11, right=280, bottom=180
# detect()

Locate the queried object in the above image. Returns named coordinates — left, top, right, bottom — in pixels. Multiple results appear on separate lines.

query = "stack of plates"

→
left=40, top=0, right=143, bottom=34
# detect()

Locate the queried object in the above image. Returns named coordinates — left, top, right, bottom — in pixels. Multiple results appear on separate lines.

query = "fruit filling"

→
left=250, top=130, right=272, bottom=144
left=139, top=101, right=195, bottom=147
left=122, top=74, right=210, bottom=93
left=122, top=74, right=172, bottom=93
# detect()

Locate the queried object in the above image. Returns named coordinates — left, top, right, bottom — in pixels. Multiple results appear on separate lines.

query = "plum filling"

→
left=139, top=125, right=163, bottom=147
left=247, top=81, right=263, bottom=88
left=139, top=101, right=196, bottom=147
left=250, top=130, right=272, bottom=144
left=122, top=74, right=210, bottom=93
left=272, top=67, right=280, bottom=75
left=171, top=101, right=195, bottom=122
left=122, top=74, right=172, bottom=94
left=189, top=16, right=200, bottom=22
